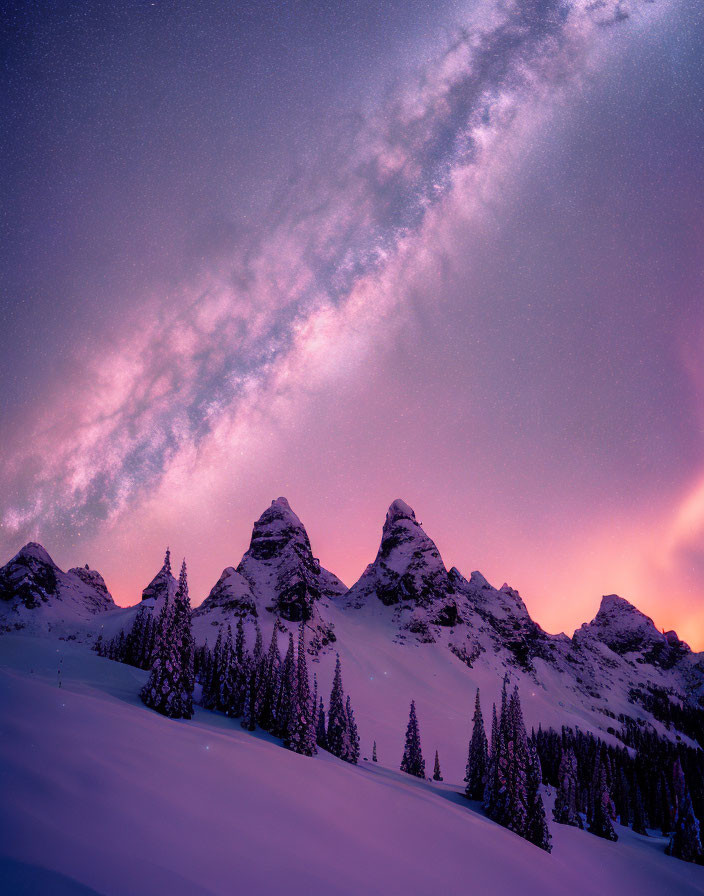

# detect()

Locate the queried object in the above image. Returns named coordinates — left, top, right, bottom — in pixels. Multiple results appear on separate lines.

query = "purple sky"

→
left=2, top=0, right=703, bottom=647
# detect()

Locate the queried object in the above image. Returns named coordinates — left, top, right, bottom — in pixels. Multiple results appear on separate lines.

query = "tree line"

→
left=95, top=552, right=360, bottom=762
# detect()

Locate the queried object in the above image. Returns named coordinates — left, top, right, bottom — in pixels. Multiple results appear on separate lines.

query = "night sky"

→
left=2, top=0, right=703, bottom=647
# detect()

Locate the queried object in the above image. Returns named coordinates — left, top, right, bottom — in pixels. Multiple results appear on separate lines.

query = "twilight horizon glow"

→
left=1, top=0, right=703, bottom=648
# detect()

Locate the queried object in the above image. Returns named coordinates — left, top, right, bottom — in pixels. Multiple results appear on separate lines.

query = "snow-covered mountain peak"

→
left=68, top=565, right=111, bottom=601
left=345, top=499, right=455, bottom=613
left=384, top=498, right=417, bottom=526
left=13, top=541, right=56, bottom=567
left=575, top=593, right=692, bottom=669
left=469, top=570, right=492, bottom=590
left=233, top=498, right=346, bottom=624
left=589, top=593, right=658, bottom=638
left=598, top=593, right=639, bottom=614
left=245, top=497, right=312, bottom=561
left=272, top=496, right=291, bottom=509
left=0, top=542, right=114, bottom=633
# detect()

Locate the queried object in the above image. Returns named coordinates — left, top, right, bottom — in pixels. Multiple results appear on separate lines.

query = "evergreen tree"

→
left=230, top=617, right=247, bottom=717
left=505, top=686, right=529, bottom=837
left=140, top=593, right=188, bottom=718
left=400, top=700, right=425, bottom=779
left=553, top=747, right=582, bottom=828
left=490, top=676, right=511, bottom=826
left=275, top=633, right=296, bottom=739
left=465, top=688, right=488, bottom=800
left=433, top=750, right=443, bottom=782
left=327, top=655, right=352, bottom=762
left=372, top=740, right=378, bottom=763
left=242, top=665, right=258, bottom=732
left=286, top=623, right=316, bottom=756
left=316, top=696, right=327, bottom=749
left=173, top=559, right=194, bottom=719
left=311, top=674, right=318, bottom=738
left=526, top=738, right=552, bottom=852
left=201, top=629, right=222, bottom=710
left=257, top=623, right=281, bottom=732
left=484, top=702, right=499, bottom=811
left=588, top=756, right=618, bottom=842
left=672, top=757, right=686, bottom=828
left=253, top=622, right=263, bottom=665
left=346, top=695, right=360, bottom=764
left=632, top=783, right=648, bottom=836
left=219, top=626, right=236, bottom=715
left=666, top=791, right=702, bottom=864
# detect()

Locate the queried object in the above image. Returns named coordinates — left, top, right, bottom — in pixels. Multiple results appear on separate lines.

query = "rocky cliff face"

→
left=191, top=567, right=258, bottom=636
left=345, top=499, right=456, bottom=612
left=575, top=594, right=690, bottom=668
left=69, top=565, right=113, bottom=606
left=236, top=497, right=346, bottom=622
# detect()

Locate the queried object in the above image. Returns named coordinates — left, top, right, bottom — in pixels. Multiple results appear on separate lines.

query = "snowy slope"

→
left=0, top=543, right=115, bottom=636
left=1, top=635, right=702, bottom=896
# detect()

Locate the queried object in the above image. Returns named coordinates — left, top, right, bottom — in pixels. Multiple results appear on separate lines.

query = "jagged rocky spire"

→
left=345, top=499, right=460, bottom=626
left=141, top=547, right=178, bottom=603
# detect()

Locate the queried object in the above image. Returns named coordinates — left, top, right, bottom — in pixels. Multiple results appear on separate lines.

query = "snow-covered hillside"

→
left=1, top=635, right=701, bottom=896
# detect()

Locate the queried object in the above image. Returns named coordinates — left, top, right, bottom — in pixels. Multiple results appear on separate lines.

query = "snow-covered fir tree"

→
left=173, top=559, right=194, bottom=719
left=201, top=628, right=223, bottom=711
left=257, top=623, right=281, bottom=732
left=346, top=695, right=360, bottom=764
left=400, top=700, right=425, bottom=779
left=253, top=622, right=263, bottom=666
left=553, top=746, right=581, bottom=828
left=316, top=696, right=327, bottom=749
left=666, top=791, right=702, bottom=864
left=140, top=591, right=188, bottom=719
left=632, top=783, right=648, bottom=836
left=219, top=625, right=236, bottom=715
left=327, top=654, right=353, bottom=762
left=242, top=665, right=258, bottom=732
left=505, top=686, right=529, bottom=837
left=286, top=623, right=316, bottom=756
left=275, top=632, right=296, bottom=739
left=311, top=674, right=318, bottom=738
left=465, top=688, right=488, bottom=800
left=482, top=681, right=552, bottom=851
left=484, top=702, right=499, bottom=812
left=526, top=738, right=552, bottom=852
left=489, top=676, right=511, bottom=826
left=433, top=750, right=443, bottom=782
left=232, top=618, right=247, bottom=717
left=588, top=755, right=618, bottom=842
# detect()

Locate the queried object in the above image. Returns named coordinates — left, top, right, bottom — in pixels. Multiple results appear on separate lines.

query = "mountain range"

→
left=1, top=496, right=702, bottom=759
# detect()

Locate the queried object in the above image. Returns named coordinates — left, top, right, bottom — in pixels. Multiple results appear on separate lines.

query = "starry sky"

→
left=2, top=0, right=704, bottom=647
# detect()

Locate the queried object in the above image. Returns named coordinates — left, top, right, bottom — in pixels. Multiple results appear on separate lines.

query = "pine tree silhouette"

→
left=400, top=700, right=425, bottom=779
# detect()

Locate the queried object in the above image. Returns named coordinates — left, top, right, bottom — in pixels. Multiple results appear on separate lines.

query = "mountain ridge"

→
left=1, top=497, right=702, bottom=753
